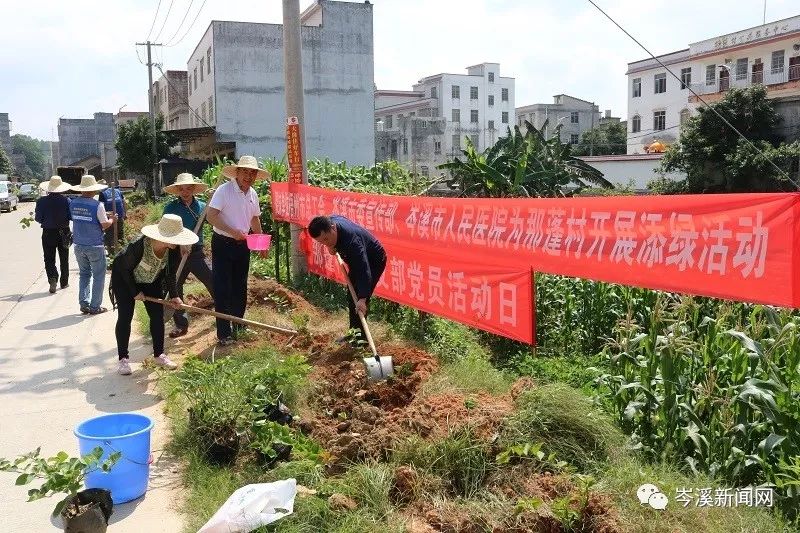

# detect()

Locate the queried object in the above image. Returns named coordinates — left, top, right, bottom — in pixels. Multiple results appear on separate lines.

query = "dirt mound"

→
left=247, top=277, right=315, bottom=313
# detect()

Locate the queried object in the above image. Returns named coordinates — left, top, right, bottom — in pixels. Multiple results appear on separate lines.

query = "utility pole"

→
left=135, top=40, right=162, bottom=198
left=283, top=0, right=308, bottom=278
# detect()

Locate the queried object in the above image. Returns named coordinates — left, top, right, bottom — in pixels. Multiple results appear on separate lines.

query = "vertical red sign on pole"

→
left=286, top=116, right=303, bottom=184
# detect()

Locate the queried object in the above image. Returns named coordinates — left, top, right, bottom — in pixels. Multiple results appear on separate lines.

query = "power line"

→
left=153, top=0, right=177, bottom=42
left=163, top=0, right=195, bottom=47
left=145, top=0, right=163, bottom=41
left=165, top=0, right=208, bottom=48
left=586, top=0, right=799, bottom=189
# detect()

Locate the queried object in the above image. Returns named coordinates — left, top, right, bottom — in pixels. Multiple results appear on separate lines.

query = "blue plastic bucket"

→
left=74, top=413, right=154, bottom=504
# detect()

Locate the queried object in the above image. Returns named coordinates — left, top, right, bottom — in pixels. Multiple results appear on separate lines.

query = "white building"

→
left=626, top=15, right=800, bottom=154
left=515, top=95, right=602, bottom=145
left=375, top=63, right=515, bottom=176
left=183, top=0, right=374, bottom=164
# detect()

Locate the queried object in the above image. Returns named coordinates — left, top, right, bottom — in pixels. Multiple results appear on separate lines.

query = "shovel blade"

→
left=364, top=355, right=394, bottom=381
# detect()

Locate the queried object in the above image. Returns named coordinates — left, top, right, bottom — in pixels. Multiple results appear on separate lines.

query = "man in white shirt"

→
left=206, top=155, right=270, bottom=345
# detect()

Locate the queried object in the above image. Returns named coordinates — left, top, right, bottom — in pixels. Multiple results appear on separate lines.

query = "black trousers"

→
left=348, top=252, right=387, bottom=341
left=173, top=247, right=214, bottom=329
left=111, top=272, right=165, bottom=360
left=42, top=228, right=69, bottom=286
left=212, top=233, right=250, bottom=339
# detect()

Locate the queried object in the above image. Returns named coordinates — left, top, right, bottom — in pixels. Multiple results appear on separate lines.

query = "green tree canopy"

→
left=114, top=115, right=176, bottom=197
left=0, top=144, right=14, bottom=175
left=572, top=121, right=627, bottom=156
left=11, top=134, right=47, bottom=179
left=660, top=86, right=800, bottom=193
left=439, top=121, right=613, bottom=198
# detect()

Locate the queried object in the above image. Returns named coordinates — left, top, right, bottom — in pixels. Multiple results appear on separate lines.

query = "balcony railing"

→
left=696, top=65, right=800, bottom=95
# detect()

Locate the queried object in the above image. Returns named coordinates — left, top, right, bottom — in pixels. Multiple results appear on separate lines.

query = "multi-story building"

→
left=0, top=113, right=11, bottom=155
left=375, top=62, right=515, bottom=176
left=153, top=71, right=190, bottom=131
left=515, top=95, right=602, bottom=145
left=57, top=113, right=115, bottom=166
left=626, top=14, right=800, bottom=154
left=182, top=0, right=374, bottom=164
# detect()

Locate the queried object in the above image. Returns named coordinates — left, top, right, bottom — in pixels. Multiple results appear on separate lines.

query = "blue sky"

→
left=1, top=0, right=797, bottom=141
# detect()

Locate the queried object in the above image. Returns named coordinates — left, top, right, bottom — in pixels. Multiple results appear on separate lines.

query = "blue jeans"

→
left=74, top=245, right=107, bottom=310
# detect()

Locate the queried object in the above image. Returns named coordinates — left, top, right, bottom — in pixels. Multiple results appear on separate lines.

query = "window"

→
left=452, top=85, right=460, bottom=99
left=470, top=86, right=478, bottom=99
left=434, top=140, right=441, bottom=154
left=654, top=73, right=666, bottom=93
left=207, top=47, right=212, bottom=74
left=420, top=166, right=429, bottom=177
left=403, top=138, right=408, bottom=155
left=734, top=58, right=748, bottom=80
left=632, top=77, right=641, bottom=97
left=653, top=110, right=666, bottom=131
left=488, top=95, right=494, bottom=106
left=431, top=86, right=437, bottom=98
left=488, top=120, right=495, bottom=130
left=679, top=108, right=690, bottom=127
left=501, top=88, right=509, bottom=101
left=502, top=111, right=509, bottom=124
left=469, top=135, right=479, bottom=149
left=193, top=68, right=198, bottom=89
left=385, top=115, right=392, bottom=128
left=200, top=59, right=204, bottom=82
left=771, top=50, right=784, bottom=74
left=452, top=134, right=461, bottom=151
left=570, top=111, right=579, bottom=124
left=680, top=67, right=691, bottom=89
left=208, top=96, right=214, bottom=122
left=706, top=64, right=717, bottom=85
left=470, top=110, right=478, bottom=123
left=631, top=114, right=641, bottom=133
left=188, top=75, right=192, bottom=96
left=431, top=107, right=439, bottom=116
left=570, top=134, right=579, bottom=144
left=452, top=109, right=460, bottom=122
left=488, top=72, right=495, bottom=82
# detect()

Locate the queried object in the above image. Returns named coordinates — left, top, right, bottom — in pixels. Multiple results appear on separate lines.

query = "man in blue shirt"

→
left=69, top=175, right=116, bottom=314
left=308, top=215, right=386, bottom=344
left=35, top=176, right=72, bottom=294
left=162, top=173, right=214, bottom=338
left=99, top=180, right=127, bottom=253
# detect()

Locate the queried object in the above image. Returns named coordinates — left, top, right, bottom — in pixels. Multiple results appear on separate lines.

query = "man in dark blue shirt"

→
left=308, top=214, right=386, bottom=344
left=35, top=176, right=73, bottom=293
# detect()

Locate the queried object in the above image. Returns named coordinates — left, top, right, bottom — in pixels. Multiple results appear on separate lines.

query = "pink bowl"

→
left=246, top=233, right=272, bottom=251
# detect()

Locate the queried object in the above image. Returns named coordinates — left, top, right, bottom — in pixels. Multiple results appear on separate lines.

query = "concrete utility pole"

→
left=136, top=40, right=162, bottom=197
left=282, top=0, right=308, bottom=278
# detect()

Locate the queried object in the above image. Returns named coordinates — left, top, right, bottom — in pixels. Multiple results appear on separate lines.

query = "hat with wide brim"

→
left=163, top=173, right=209, bottom=195
left=70, top=174, right=108, bottom=192
left=221, top=155, right=270, bottom=181
left=141, top=214, right=200, bottom=246
left=39, top=175, right=71, bottom=193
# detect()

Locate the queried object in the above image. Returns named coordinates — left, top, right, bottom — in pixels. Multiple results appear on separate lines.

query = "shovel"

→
left=141, top=296, right=298, bottom=335
left=336, top=254, right=394, bottom=381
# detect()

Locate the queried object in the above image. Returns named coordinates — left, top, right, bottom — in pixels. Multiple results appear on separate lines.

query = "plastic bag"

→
left=197, top=479, right=297, bottom=533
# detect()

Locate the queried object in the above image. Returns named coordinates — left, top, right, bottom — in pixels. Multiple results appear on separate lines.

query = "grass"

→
left=421, top=354, right=513, bottom=397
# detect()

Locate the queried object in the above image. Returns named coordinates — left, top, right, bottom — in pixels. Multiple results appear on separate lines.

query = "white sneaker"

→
left=118, top=359, right=132, bottom=376
left=153, top=354, right=178, bottom=370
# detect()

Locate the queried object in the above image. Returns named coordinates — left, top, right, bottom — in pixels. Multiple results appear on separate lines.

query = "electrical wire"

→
left=165, top=0, right=208, bottom=48
left=163, top=0, right=195, bottom=47
left=153, top=0, right=177, bottom=42
left=586, top=0, right=799, bottom=189
left=145, top=0, right=163, bottom=41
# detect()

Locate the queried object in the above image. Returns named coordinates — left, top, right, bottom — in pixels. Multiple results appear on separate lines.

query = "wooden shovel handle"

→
left=336, top=254, right=379, bottom=359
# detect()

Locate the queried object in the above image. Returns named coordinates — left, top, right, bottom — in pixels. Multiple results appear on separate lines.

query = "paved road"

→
left=0, top=206, right=184, bottom=532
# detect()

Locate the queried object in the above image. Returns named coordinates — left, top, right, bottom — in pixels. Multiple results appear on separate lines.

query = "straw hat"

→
left=39, top=175, right=71, bottom=193
left=141, top=214, right=200, bottom=246
left=221, top=155, right=270, bottom=181
left=163, top=173, right=209, bottom=195
left=70, top=175, right=108, bottom=192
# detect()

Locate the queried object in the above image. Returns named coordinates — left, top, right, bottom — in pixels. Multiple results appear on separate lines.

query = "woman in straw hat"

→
left=69, top=175, right=117, bottom=314
left=35, top=176, right=73, bottom=294
left=206, top=155, right=269, bottom=346
left=109, top=214, right=198, bottom=375
left=162, top=173, right=214, bottom=339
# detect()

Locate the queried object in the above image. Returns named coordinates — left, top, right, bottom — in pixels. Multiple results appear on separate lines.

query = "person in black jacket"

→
left=109, top=214, right=199, bottom=376
left=308, top=215, right=387, bottom=344
left=34, top=176, right=73, bottom=293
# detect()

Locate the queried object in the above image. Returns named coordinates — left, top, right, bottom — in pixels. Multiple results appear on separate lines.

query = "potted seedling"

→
left=0, top=446, right=120, bottom=533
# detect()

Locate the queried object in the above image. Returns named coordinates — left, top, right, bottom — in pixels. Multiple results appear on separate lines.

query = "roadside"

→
left=0, top=207, right=184, bottom=532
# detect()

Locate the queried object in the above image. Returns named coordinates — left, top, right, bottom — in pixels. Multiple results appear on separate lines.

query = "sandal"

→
left=80, top=306, right=90, bottom=314
left=169, top=327, right=188, bottom=339
left=88, top=307, right=108, bottom=315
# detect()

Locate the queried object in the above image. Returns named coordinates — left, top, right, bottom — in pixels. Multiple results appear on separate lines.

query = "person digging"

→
left=308, top=215, right=387, bottom=346
left=162, top=173, right=214, bottom=339
left=108, top=214, right=198, bottom=375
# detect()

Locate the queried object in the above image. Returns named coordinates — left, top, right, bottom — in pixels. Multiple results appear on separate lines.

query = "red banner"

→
left=286, top=117, right=303, bottom=184
left=300, top=232, right=534, bottom=343
left=272, top=183, right=800, bottom=308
